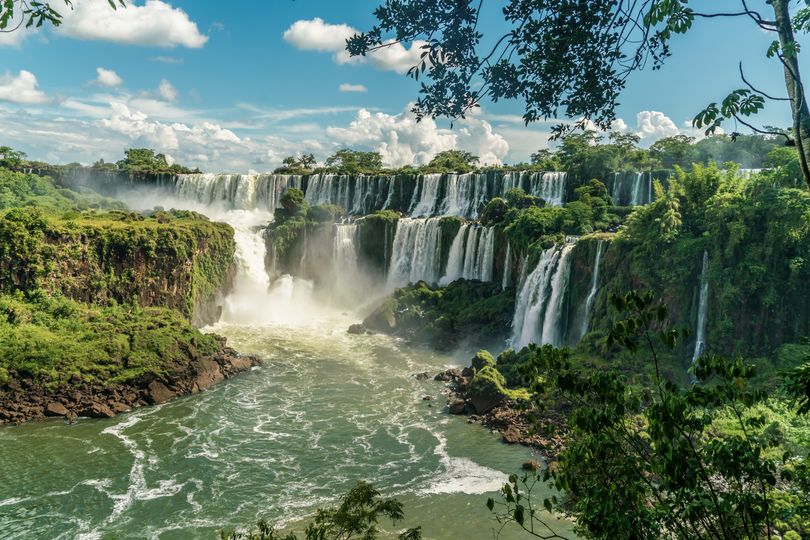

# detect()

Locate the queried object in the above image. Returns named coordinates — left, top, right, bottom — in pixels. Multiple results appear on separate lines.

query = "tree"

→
left=325, top=149, right=384, bottom=174
left=0, top=1, right=123, bottom=31
left=348, top=1, right=810, bottom=189
left=649, top=135, right=697, bottom=169
left=423, top=149, right=479, bottom=173
left=0, top=146, right=27, bottom=168
left=488, top=291, right=808, bottom=540
left=220, top=482, right=422, bottom=540
left=530, top=149, right=561, bottom=171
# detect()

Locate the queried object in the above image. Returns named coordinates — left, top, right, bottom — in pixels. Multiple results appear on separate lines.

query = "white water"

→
left=579, top=240, right=604, bottom=340
left=511, top=244, right=575, bottom=349
left=691, top=250, right=710, bottom=367
left=387, top=218, right=444, bottom=287
left=170, top=173, right=303, bottom=211
left=410, top=174, right=443, bottom=217
left=612, top=172, right=652, bottom=206
left=501, top=243, right=512, bottom=290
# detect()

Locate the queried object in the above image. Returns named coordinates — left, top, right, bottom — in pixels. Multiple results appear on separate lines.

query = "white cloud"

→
left=634, top=110, right=680, bottom=143
left=324, top=105, right=509, bottom=167
left=152, top=56, right=183, bottom=64
left=283, top=18, right=425, bottom=73
left=282, top=17, right=355, bottom=54
left=158, top=79, right=178, bottom=101
left=0, top=70, right=48, bottom=104
left=339, top=83, right=367, bottom=93
left=95, top=67, right=123, bottom=87
left=59, top=0, right=207, bottom=48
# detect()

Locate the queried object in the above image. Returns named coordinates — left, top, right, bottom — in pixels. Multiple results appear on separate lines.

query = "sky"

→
left=0, top=0, right=803, bottom=172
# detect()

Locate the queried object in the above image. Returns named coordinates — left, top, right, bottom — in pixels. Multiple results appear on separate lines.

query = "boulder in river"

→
left=44, top=402, right=69, bottom=417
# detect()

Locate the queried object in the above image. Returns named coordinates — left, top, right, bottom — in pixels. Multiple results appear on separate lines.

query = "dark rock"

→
left=434, top=368, right=462, bottom=382
left=414, top=372, right=430, bottom=381
left=192, top=358, right=225, bottom=391
left=461, top=366, right=475, bottom=378
left=448, top=399, right=466, bottom=415
left=45, top=402, right=69, bottom=417
left=347, top=323, right=366, bottom=335
left=66, top=411, right=78, bottom=423
left=502, top=427, right=522, bottom=444
left=81, top=402, right=115, bottom=419
left=145, top=381, right=176, bottom=405
left=228, top=356, right=253, bottom=372
left=111, top=402, right=131, bottom=414
left=422, top=395, right=433, bottom=401
left=522, top=460, right=541, bottom=471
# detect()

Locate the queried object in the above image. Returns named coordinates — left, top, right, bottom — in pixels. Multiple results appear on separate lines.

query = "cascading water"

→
left=332, top=223, right=361, bottom=301
left=612, top=172, right=652, bottom=206
left=691, top=250, right=710, bottom=367
left=439, top=224, right=496, bottom=286
left=169, top=173, right=303, bottom=211
left=410, top=174, right=443, bottom=217
left=579, top=240, right=604, bottom=340
left=511, top=244, right=574, bottom=349
left=529, top=172, right=567, bottom=206
left=387, top=218, right=443, bottom=287
left=501, top=243, right=512, bottom=290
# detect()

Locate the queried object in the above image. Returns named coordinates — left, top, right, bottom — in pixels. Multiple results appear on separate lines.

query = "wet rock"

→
left=81, top=402, right=115, bottom=419
left=45, top=402, right=69, bottom=417
left=193, top=358, right=225, bottom=391
left=448, top=399, right=466, bottom=415
left=501, top=427, right=522, bottom=444
left=434, top=368, right=462, bottom=383
left=422, top=395, right=433, bottom=401
left=111, top=402, right=131, bottom=414
left=145, top=381, right=176, bottom=405
left=414, top=372, right=430, bottom=381
left=66, top=411, right=78, bottom=424
left=347, top=323, right=366, bottom=335
left=522, top=460, right=541, bottom=471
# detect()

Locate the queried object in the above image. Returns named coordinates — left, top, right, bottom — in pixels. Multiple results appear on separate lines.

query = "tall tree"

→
left=347, top=0, right=810, bottom=189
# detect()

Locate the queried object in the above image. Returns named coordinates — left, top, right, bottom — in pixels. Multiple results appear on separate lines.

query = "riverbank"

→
left=0, top=342, right=261, bottom=426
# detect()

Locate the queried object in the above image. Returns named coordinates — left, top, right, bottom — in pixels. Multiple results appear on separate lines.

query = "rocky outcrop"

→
left=0, top=347, right=261, bottom=426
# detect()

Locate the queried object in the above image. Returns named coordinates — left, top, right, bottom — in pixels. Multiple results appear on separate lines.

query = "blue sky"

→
left=0, top=0, right=803, bottom=171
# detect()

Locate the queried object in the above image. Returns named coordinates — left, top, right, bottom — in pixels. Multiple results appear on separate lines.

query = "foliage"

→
left=362, top=280, right=515, bottom=348
left=276, top=189, right=309, bottom=221
left=492, top=291, right=809, bottom=540
left=0, top=168, right=124, bottom=212
left=420, top=150, right=479, bottom=173
left=325, top=149, right=384, bottom=175
left=274, top=154, right=317, bottom=175
left=0, top=146, right=27, bottom=168
left=220, top=482, right=421, bottom=540
left=116, top=148, right=195, bottom=174
left=0, top=290, right=220, bottom=392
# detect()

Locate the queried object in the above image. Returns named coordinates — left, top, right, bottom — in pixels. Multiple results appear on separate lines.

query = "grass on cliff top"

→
left=0, top=167, right=124, bottom=212
left=0, top=291, right=221, bottom=392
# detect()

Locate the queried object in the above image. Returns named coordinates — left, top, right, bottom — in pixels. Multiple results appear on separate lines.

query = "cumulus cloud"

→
left=283, top=18, right=425, bottom=73
left=0, top=70, right=48, bottom=104
left=158, top=79, right=178, bottom=101
left=339, top=83, right=367, bottom=93
left=95, top=67, right=123, bottom=87
left=59, top=0, right=207, bottom=48
left=324, top=105, right=509, bottom=167
left=634, top=111, right=680, bottom=142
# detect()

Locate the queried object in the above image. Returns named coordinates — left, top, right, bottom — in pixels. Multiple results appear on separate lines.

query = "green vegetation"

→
left=274, top=154, right=317, bottom=175
left=0, top=168, right=125, bottom=212
left=350, top=0, right=810, bottom=189
left=363, top=280, right=515, bottom=348
left=421, top=150, right=479, bottom=174
left=220, top=482, right=421, bottom=540
left=482, top=292, right=810, bottom=540
left=0, top=291, right=220, bottom=392
left=111, top=148, right=197, bottom=174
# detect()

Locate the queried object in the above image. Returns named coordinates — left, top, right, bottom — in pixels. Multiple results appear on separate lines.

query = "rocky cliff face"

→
left=0, top=209, right=236, bottom=327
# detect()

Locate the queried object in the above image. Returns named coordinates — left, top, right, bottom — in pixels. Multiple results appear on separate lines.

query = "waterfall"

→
left=440, top=223, right=469, bottom=285
left=387, top=218, right=443, bottom=287
left=502, top=243, right=512, bottom=290
left=579, top=240, right=604, bottom=340
left=410, top=174, right=443, bottom=216
left=529, top=172, right=567, bottom=206
left=332, top=223, right=361, bottom=300
left=220, top=212, right=272, bottom=324
left=511, top=244, right=574, bottom=349
left=169, top=173, right=303, bottom=211
left=612, top=172, right=653, bottom=206
left=691, top=250, right=710, bottom=367
left=439, top=224, right=496, bottom=285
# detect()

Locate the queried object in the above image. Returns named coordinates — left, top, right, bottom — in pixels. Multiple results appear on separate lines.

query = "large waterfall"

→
left=612, top=172, right=653, bottom=206
left=169, top=173, right=303, bottom=211
left=158, top=171, right=568, bottom=219
left=387, top=218, right=444, bottom=287
left=439, top=224, right=495, bottom=285
left=511, top=244, right=575, bottom=349
left=691, top=250, right=710, bottom=367
left=579, top=240, right=604, bottom=340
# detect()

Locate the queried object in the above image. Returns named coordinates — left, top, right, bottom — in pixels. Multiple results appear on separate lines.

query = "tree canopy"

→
left=348, top=0, right=810, bottom=189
